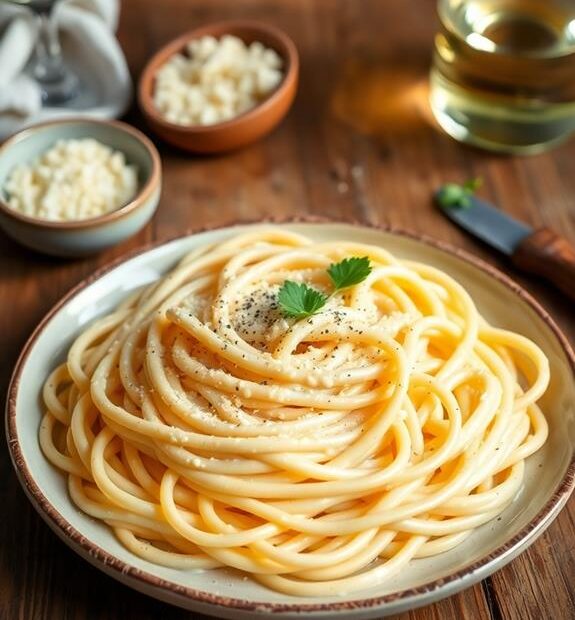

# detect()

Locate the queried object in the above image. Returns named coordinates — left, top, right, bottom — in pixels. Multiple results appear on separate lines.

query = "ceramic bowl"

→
left=0, top=119, right=162, bottom=257
left=138, top=20, right=299, bottom=153
left=6, top=221, right=575, bottom=619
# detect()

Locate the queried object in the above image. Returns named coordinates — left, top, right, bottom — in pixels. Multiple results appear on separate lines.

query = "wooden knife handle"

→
left=511, top=227, right=575, bottom=300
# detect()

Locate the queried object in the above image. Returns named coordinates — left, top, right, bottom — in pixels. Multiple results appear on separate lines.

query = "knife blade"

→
left=435, top=191, right=575, bottom=300
left=436, top=193, right=532, bottom=256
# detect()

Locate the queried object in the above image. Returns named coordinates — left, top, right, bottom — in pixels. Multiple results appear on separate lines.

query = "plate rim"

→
left=6, top=216, right=575, bottom=615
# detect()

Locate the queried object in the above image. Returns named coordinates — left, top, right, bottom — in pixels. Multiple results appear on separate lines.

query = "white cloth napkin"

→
left=0, top=0, right=132, bottom=138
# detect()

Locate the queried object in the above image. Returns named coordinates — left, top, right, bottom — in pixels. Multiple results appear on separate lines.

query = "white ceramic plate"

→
left=6, top=222, right=575, bottom=619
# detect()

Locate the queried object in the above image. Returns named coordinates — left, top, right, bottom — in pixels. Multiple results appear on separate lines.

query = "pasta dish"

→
left=40, top=228, right=549, bottom=596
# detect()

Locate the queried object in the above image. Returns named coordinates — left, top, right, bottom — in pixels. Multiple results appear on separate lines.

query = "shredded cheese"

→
left=4, top=138, right=139, bottom=222
left=153, top=35, right=284, bottom=126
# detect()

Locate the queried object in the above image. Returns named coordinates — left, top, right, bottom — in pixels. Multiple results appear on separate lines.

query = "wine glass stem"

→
left=34, top=11, right=66, bottom=83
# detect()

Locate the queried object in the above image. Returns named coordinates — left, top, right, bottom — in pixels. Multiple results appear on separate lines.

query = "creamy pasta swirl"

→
left=40, top=229, right=549, bottom=596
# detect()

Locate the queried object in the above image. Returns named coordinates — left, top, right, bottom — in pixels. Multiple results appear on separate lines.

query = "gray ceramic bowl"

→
left=0, top=119, right=162, bottom=257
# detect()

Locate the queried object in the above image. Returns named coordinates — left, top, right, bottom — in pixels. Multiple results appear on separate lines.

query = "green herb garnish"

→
left=436, top=177, right=482, bottom=209
left=278, top=257, right=372, bottom=320
left=327, top=256, right=372, bottom=291
left=278, top=281, right=328, bottom=320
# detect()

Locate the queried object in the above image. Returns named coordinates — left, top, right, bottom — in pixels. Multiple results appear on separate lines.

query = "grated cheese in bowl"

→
left=153, top=34, right=284, bottom=126
left=4, top=138, right=139, bottom=222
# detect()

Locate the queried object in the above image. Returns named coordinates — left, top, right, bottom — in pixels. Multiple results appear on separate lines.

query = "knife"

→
left=435, top=192, right=575, bottom=301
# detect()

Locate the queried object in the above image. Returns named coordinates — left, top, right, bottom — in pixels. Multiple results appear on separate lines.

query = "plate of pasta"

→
left=6, top=221, right=575, bottom=619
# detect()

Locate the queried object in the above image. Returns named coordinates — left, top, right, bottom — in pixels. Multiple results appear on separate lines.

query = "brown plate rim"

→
left=6, top=215, right=575, bottom=614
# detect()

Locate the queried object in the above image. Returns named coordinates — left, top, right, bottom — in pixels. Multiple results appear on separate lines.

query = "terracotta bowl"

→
left=138, top=20, right=299, bottom=153
left=0, top=119, right=162, bottom=257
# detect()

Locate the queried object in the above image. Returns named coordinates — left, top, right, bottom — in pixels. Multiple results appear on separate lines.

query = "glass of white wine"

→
left=4, top=0, right=79, bottom=105
left=430, top=0, right=575, bottom=154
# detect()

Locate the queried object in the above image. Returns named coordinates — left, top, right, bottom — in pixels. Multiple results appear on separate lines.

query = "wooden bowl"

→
left=138, top=20, right=299, bottom=153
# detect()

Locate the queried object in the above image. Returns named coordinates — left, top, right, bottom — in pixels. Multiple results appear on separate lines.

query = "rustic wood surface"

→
left=1, top=0, right=574, bottom=618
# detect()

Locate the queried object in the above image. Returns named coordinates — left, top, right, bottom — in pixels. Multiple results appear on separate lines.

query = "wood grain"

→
left=0, top=1, right=574, bottom=619
left=512, top=228, right=575, bottom=300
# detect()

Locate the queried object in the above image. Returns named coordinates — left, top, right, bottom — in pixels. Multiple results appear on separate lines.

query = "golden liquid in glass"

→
left=430, top=0, right=575, bottom=153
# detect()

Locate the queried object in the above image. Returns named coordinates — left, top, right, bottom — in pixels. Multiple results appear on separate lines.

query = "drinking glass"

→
left=5, top=0, right=79, bottom=105
left=430, top=0, right=575, bottom=154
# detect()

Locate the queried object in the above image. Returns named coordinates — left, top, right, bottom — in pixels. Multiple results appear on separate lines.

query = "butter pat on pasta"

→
left=153, top=35, right=284, bottom=126
left=4, top=139, right=138, bottom=222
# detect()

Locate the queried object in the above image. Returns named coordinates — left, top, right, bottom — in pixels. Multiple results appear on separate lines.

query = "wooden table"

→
left=1, top=1, right=574, bottom=618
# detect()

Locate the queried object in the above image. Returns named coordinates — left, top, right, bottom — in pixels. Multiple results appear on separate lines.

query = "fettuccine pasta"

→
left=40, top=228, right=549, bottom=596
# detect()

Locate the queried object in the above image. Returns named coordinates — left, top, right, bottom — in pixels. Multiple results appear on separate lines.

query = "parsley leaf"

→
left=278, top=256, right=373, bottom=321
left=278, top=281, right=328, bottom=319
left=327, top=256, right=372, bottom=291
left=436, top=177, right=482, bottom=209
left=463, top=177, right=482, bottom=193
